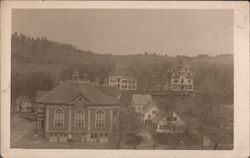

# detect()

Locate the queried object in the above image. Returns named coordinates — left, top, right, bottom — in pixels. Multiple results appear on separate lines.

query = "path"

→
left=10, top=114, right=35, bottom=146
left=136, top=130, right=154, bottom=149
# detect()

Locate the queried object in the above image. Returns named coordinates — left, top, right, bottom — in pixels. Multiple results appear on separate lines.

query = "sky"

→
left=12, top=9, right=233, bottom=56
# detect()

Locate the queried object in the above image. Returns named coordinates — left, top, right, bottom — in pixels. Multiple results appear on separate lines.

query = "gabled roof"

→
left=37, top=81, right=119, bottom=105
left=143, top=101, right=158, bottom=114
left=152, top=114, right=165, bottom=123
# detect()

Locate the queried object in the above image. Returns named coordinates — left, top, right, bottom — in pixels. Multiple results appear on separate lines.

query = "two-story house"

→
left=36, top=72, right=120, bottom=143
left=108, top=68, right=137, bottom=91
left=166, top=66, right=194, bottom=92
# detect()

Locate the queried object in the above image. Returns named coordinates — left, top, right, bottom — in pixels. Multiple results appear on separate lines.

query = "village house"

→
left=35, top=71, right=120, bottom=143
left=166, top=65, right=194, bottom=92
left=14, top=96, right=32, bottom=113
left=108, top=68, right=137, bottom=91
left=131, top=94, right=160, bottom=128
left=152, top=112, right=185, bottom=133
left=150, top=65, right=194, bottom=92
left=142, top=102, right=159, bottom=128
left=131, top=94, right=153, bottom=113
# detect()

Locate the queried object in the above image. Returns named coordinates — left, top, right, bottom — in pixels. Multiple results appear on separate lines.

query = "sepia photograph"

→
left=1, top=1, right=249, bottom=158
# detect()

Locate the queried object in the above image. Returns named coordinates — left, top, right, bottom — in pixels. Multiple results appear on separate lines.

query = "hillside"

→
left=11, top=33, right=233, bottom=102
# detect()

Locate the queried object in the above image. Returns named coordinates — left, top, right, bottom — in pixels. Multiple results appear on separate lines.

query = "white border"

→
left=1, top=1, right=249, bottom=158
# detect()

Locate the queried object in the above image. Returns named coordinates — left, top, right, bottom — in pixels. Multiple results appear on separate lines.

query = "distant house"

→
left=108, top=68, right=137, bottom=91
left=131, top=94, right=160, bottom=128
left=36, top=71, right=120, bottom=143
left=15, top=96, right=32, bottom=112
left=131, top=94, right=153, bottom=113
left=152, top=112, right=185, bottom=133
left=150, top=65, right=194, bottom=92
left=167, top=66, right=194, bottom=92
left=142, top=102, right=159, bottom=128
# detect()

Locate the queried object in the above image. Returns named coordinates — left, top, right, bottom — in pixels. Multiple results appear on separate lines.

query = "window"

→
left=95, top=110, right=105, bottom=128
left=181, top=79, right=184, bottom=83
left=40, top=120, right=45, bottom=129
left=75, top=109, right=85, bottom=127
left=174, top=79, right=178, bottom=83
left=91, top=133, right=97, bottom=139
left=172, top=117, right=177, bottom=121
left=54, top=109, right=64, bottom=127
left=172, top=84, right=178, bottom=89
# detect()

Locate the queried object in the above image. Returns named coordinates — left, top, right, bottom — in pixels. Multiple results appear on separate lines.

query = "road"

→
left=10, top=114, right=35, bottom=146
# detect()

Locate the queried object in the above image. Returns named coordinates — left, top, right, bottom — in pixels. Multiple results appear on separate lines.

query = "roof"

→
left=143, top=101, right=158, bottom=113
left=131, top=94, right=153, bottom=105
left=37, top=81, right=119, bottom=105
left=119, top=92, right=133, bottom=106
left=36, top=90, right=49, bottom=102
left=152, top=114, right=165, bottom=123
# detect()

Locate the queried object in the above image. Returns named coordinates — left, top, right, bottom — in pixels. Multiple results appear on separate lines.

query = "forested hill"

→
left=11, top=33, right=233, bottom=102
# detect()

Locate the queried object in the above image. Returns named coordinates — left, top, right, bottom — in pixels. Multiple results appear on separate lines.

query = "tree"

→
left=11, top=72, right=54, bottom=102
left=126, top=133, right=143, bottom=149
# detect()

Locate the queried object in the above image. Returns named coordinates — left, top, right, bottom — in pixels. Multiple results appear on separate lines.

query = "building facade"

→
left=131, top=94, right=153, bottom=113
left=153, top=112, right=185, bottom=133
left=108, top=68, right=137, bottom=91
left=36, top=73, right=120, bottom=143
left=166, top=66, right=194, bottom=92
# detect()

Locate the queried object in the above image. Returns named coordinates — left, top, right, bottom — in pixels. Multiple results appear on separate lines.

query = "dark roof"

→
left=37, top=81, right=119, bottom=105
left=119, top=92, right=133, bottom=106
left=36, top=90, right=49, bottom=102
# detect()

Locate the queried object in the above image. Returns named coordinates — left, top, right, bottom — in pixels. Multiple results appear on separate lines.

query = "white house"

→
left=15, top=96, right=32, bottom=112
left=142, top=103, right=159, bottom=128
left=167, top=66, right=194, bottom=92
left=131, top=94, right=153, bottom=113
left=151, top=65, right=194, bottom=92
left=153, top=112, right=185, bottom=133
left=108, top=68, right=137, bottom=91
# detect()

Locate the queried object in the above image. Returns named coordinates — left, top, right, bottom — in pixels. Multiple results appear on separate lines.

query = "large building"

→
left=36, top=72, right=120, bottom=143
left=108, top=68, right=137, bottom=91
